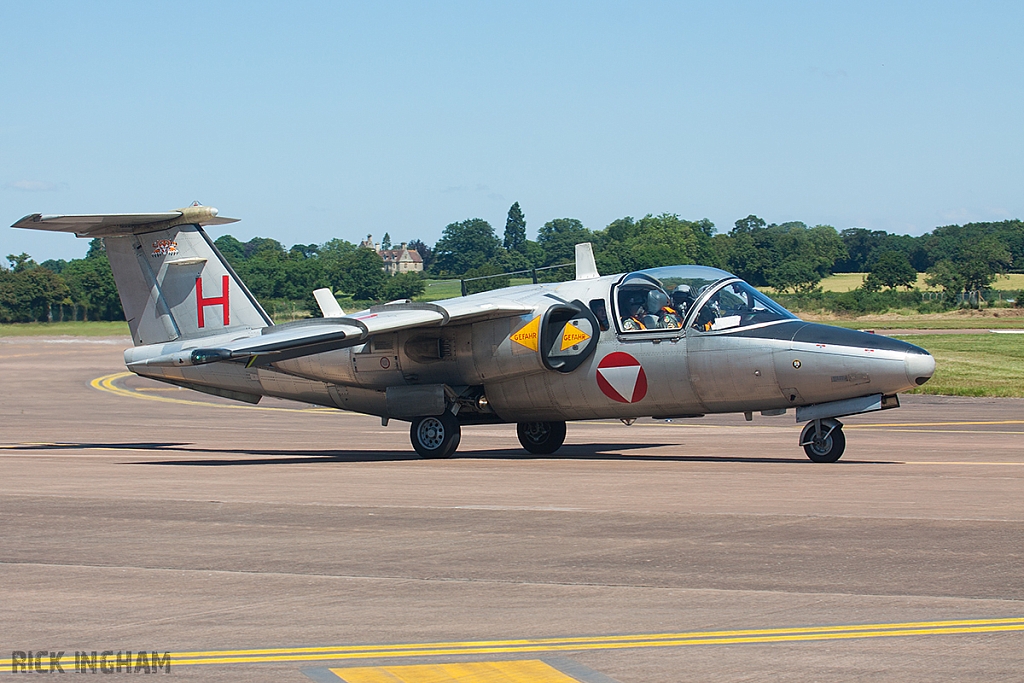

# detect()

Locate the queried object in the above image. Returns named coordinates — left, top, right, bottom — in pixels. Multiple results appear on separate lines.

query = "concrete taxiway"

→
left=1, top=336, right=1022, bottom=682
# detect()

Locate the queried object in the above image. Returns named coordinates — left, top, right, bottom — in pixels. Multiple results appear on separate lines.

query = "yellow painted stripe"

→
left=580, top=419, right=1024, bottom=430
left=332, top=660, right=579, bottom=683
left=4, top=618, right=1015, bottom=668
left=850, top=420, right=1024, bottom=428
left=90, top=372, right=336, bottom=414
left=903, top=461, right=1024, bottom=466
left=858, top=429, right=1024, bottom=435
left=133, top=387, right=191, bottom=392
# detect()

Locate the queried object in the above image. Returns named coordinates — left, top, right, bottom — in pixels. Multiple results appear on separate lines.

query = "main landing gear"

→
left=410, top=412, right=461, bottom=459
left=516, top=421, right=567, bottom=454
left=799, top=418, right=846, bottom=463
left=409, top=415, right=568, bottom=459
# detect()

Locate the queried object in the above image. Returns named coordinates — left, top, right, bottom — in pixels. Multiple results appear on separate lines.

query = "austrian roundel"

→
left=596, top=352, right=648, bottom=403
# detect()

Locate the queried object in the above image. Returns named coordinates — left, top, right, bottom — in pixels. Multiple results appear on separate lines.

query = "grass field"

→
left=817, top=272, right=1024, bottom=293
left=0, top=321, right=130, bottom=337
left=895, top=333, right=1024, bottom=397
left=801, top=310, right=1024, bottom=329
left=420, top=279, right=463, bottom=300
left=419, top=277, right=534, bottom=301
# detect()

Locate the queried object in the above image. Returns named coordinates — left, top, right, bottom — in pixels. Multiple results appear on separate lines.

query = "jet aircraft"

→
left=14, top=205, right=935, bottom=462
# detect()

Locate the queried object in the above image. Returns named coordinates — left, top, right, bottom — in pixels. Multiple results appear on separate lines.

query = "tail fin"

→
left=13, top=205, right=272, bottom=345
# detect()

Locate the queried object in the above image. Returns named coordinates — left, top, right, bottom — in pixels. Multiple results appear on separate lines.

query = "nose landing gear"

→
left=800, top=418, right=846, bottom=463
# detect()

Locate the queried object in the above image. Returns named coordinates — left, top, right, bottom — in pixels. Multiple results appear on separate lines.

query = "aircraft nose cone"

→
left=906, top=349, right=936, bottom=386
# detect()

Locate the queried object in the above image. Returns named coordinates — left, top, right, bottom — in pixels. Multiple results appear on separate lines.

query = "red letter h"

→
left=196, top=275, right=230, bottom=328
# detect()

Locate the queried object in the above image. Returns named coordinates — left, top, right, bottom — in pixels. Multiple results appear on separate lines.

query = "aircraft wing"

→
left=143, top=298, right=535, bottom=367
left=12, top=206, right=239, bottom=237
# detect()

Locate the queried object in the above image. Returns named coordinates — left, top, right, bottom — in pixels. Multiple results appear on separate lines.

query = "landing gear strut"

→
left=410, top=412, right=461, bottom=459
left=517, top=421, right=567, bottom=454
left=800, top=418, right=845, bottom=463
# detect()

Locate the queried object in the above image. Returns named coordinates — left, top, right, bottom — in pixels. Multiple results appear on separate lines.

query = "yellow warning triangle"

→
left=560, top=321, right=591, bottom=351
left=510, top=316, right=541, bottom=351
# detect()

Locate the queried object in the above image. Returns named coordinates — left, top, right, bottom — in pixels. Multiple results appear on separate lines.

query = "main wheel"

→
left=410, top=413, right=461, bottom=459
left=516, top=421, right=567, bottom=454
left=800, top=420, right=846, bottom=463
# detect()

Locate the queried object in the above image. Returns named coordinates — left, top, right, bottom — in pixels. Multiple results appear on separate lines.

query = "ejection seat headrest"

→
left=647, top=289, right=669, bottom=311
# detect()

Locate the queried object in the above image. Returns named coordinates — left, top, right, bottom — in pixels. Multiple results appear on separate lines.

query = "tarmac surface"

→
left=1, top=336, right=1022, bottom=682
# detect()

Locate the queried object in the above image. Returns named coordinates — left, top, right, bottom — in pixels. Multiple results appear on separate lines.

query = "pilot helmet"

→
left=671, top=285, right=693, bottom=308
left=647, top=289, right=669, bottom=312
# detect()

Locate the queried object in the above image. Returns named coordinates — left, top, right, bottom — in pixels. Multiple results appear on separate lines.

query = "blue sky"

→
left=2, top=1, right=1022, bottom=261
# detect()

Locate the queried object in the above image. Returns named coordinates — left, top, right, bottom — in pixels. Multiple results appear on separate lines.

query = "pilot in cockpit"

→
left=621, top=289, right=682, bottom=331
left=620, top=299, right=648, bottom=330
left=645, top=290, right=681, bottom=329
left=671, top=285, right=695, bottom=318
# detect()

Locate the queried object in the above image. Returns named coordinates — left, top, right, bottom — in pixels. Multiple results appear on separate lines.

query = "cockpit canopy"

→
left=613, top=265, right=797, bottom=333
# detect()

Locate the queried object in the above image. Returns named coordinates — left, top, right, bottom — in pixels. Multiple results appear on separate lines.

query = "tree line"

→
left=2, top=206, right=1021, bottom=323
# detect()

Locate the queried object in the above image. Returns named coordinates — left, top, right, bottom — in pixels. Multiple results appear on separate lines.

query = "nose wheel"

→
left=410, top=412, right=461, bottom=459
left=800, top=418, right=845, bottom=463
left=517, top=421, right=567, bottom=454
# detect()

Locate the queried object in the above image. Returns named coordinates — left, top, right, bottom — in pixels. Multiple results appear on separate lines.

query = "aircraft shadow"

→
left=126, top=443, right=896, bottom=466
left=5, top=442, right=898, bottom=466
left=5, top=442, right=186, bottom=451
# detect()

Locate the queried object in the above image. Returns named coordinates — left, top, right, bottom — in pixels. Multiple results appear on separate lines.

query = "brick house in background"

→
left=359, top=235, right=424, bottom=275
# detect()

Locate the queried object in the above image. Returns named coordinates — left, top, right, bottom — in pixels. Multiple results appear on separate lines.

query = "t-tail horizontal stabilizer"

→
left=13, top=205, right=272, bottom=346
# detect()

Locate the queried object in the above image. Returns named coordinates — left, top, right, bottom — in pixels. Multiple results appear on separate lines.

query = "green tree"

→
left=381, top=232, right=392, bottom=250
left=319, top=238, right=357, bottom=262
left=537, top=218, right=593, bottom=267
left=503, top=202, right=527, bottom=252
left=622, top=215, right=715, bottom=271
left=595, top=214, right=717, bottom=273
left=290, top=243, right=319, bottom=259
left=722, top=220, right=845, bottom=292
left=336, top=248, right=386, bottom=301
left=925, top=227, right=1012, bottom=302
left=39, top=258, right=68, bottom=274
left=214, top=235, right=246, bottom=265
left=924, top=260, right=965, bottom=298
left=863, top=251, right=917, bottom=291
left=837, top=228, right=930, bottom=273
left=62, top=239, right=123, bottom=320
left=0, top=261, right=70, bottom=322
left=243, top=237, right=285, bottom=259
left=432, top=218, right=501, bottom=276
left=7, top=253, right=36, bottom=273
left=731, top=214, right=766, bottom=235
left=960, top=238, right=1011, bottom=295
left=383, top=272, right=426, bottom=300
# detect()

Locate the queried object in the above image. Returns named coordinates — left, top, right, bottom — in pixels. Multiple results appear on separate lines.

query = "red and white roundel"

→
left=596, top=352, right=648, bottom=403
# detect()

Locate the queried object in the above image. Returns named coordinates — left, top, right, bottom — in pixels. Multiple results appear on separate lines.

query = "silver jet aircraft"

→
left=14, top=205, right=935, bottom=462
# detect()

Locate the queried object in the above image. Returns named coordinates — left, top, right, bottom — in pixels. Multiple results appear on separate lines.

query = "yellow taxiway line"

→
left=331, top=660, right=579, bottom=682
left=850, top=419, right=1024, bottom=428
left=4, top=617, right=1018, bottom=668
left=90, top=372, right=336, bottom=414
